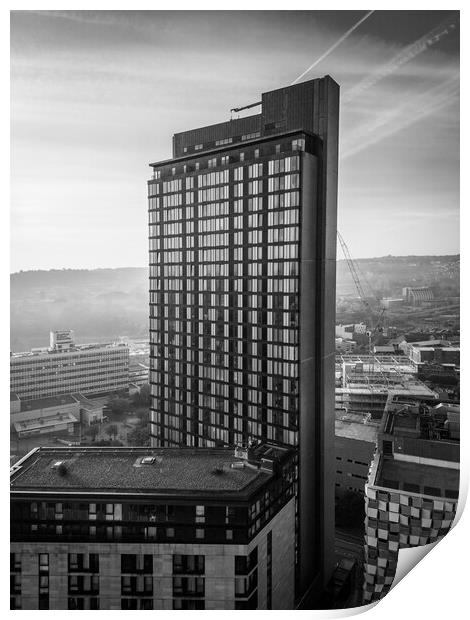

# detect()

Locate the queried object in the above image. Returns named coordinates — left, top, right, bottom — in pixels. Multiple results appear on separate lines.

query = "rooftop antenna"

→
left=230, top=101, right=262, bottom=116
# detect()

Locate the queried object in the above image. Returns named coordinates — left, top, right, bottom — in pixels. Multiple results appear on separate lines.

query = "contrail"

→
left=343, top=13, right=459, bottom=103
left=291, top=10, right=375, bottom=85
left=340, top=73, right=459, bottom=160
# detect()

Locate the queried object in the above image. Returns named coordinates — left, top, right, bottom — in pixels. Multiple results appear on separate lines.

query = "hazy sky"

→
left=10, top=10, right=460, bottom=272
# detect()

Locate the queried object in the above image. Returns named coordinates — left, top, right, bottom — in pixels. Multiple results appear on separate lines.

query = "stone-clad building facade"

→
left=10, top=444, right=295, bottom=610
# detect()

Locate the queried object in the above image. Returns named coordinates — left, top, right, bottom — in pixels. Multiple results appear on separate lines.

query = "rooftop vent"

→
left=51, top=460, right=68, bottom=476
left=231, top=461, right=245, bottom=470
left=141, top=456, right=156, bottom=465
left=212, top=466, right=225, bottom=475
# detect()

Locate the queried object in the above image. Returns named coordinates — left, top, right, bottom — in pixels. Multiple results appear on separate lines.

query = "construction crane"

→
left=337, top=231, right=386, bottom=350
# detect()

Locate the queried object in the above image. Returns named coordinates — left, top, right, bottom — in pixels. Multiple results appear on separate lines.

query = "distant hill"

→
left=10, top=268, right=148, bottom=351
left=336, top=254, right=460, bottom=298
left=10, top=256, right=459, bottom=351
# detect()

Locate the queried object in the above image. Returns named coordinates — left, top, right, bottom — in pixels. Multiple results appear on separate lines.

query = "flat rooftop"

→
left=335, top=413, right=378, bottom=443
left=13, top=412, right=78, bottom=433
left=11, top=342, right=128, bottom=359
left=20, top=394, right=78, bottom=411
left=71, top=393, right=105, bottom=410
left=336, top=354, right=415, bottom=367
left=377, top=458, right=459, bottom=499
left=10, top=447, right=278, bottom=498
left=335, top=421, right=378, bottom=443
left=336, top=383, right=436, bottom=396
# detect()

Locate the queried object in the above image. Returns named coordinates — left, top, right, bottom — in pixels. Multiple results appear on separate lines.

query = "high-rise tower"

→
left=148, top=76, right=339, bottom=603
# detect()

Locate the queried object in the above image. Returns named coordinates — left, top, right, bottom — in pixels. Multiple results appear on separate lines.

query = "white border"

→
left=4, top=3, right=465, bottom=619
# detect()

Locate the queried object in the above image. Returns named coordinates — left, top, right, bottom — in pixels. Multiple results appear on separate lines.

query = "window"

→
left=235, top=570, right=258, bottom=597
left=68, top=553, right=79, bottom=571
left=235, top=548, right=258, bottom=575
left=39, top=554, right=49, bottom=572
left=173, top=576, right=205, bottom=597
left=105, top=503, right=122, bottom=520
left=121, top=554, right=153, bottom=574
left=216, top=137, right=233, bottom=146
left=38, top=557, right=49, bottom=610
left=173, top=599, right=205, bottom=609
left=10, top=553, right=21, bottom=572
left=10, top=574, right=21, bottom=595
left=292, top=138, right=305, bottom=151
left=241, top=132, right=261, bottom=141
left=68, top=597, right=84, bottom=610
left=173, top=555, right=205, bottom=574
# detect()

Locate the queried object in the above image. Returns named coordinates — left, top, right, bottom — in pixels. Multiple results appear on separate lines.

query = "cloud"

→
left=341, top=73, right=459, bottom=159
left=10, top=10, right=460, bottom=269
left=342, top=12, right=459, bottom=103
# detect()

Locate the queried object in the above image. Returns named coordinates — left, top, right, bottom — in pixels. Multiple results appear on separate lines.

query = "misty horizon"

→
left=9, top=251, right=461, bottom=276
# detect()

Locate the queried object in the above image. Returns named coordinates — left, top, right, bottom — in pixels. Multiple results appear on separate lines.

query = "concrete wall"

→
left=335, top=434, right=376, bottom=494
left=11, top=498, right=296, bottom=610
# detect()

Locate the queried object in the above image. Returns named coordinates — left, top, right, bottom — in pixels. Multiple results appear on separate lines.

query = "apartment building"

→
left=148, top=76, right=339, bottom=603
left=10, top=443, right=295, bottom=610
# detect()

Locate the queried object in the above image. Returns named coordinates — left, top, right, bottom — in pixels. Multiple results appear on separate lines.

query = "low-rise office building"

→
left=363, top=400, right=459, bottom=603
left=13, top=412, right=79, bottom=439
left=10, top=395, right=81, bottom=438
left=10, top=331, right=129, bottom=401
left=71, top=394, right=105, bottom=426
left=10, top=443, right=296, bottom=610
